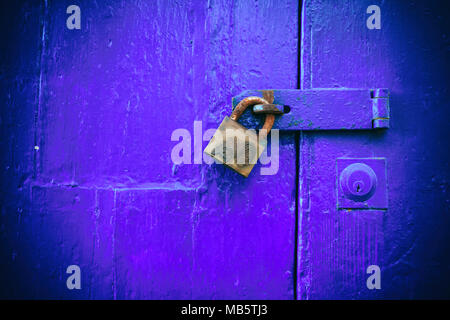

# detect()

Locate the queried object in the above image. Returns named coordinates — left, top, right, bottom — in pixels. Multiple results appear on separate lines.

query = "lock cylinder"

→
left=339, top=163, right=377, bottom=202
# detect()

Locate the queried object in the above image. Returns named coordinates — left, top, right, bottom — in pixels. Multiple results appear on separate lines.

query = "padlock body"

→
left=204, top=117, right=267, bottom=177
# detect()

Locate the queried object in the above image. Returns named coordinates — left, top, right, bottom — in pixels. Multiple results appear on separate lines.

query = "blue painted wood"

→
left=1, top=0, right=449, bottom=301
left=0, top=0, right=299, bottom=299
left=298, top=0, right=450, bottom=299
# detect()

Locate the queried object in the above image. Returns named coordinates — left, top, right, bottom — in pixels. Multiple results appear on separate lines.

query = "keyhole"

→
left=352, top=180, right=364, bottom=194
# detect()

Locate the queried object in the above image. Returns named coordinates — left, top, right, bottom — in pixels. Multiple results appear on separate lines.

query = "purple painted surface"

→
left=1, top=0, right=450, bottom=300
left=298, top=0, right=450, bottom=299
left=1, top=0, right=298, bottom=299
left=29, top=185, right=115, bottom=299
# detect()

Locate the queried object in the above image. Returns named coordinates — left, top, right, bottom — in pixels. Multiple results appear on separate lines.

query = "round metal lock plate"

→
left=339, top=163, right=377, bottom=202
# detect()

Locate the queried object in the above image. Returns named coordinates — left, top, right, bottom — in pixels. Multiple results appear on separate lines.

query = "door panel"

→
left=298, top=0, right=450, bottom=299
left=0, top=0, right=299, bottom=299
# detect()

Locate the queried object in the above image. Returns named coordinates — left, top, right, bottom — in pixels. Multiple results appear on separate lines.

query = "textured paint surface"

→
left=0, top=0, right=297, bottom=299
left=1, top=0, right=449, bottom=300
left=298, top=0, right=450, bottom=299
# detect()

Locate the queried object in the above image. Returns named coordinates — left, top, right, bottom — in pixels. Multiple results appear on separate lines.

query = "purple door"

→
left=1, top=0, right=449, bottom=300
left=1, top=0, right=298, bottom=299
left=297, top=0, right=450, bottom=299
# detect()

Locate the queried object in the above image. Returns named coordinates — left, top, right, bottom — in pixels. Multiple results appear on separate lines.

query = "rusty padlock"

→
left=204, top=96, right=275, bottom=177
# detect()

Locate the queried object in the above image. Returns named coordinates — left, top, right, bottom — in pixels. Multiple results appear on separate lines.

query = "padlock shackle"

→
left=230, top=96, right=275, bottom=135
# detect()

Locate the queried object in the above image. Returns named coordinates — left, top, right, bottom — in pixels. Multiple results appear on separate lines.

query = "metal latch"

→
left=232, top=88, right=390, bottom=130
